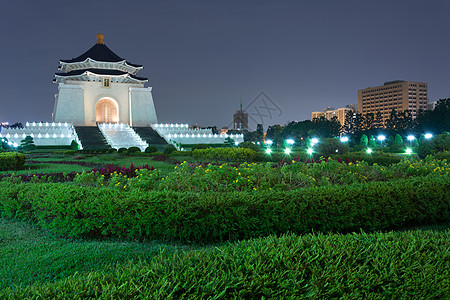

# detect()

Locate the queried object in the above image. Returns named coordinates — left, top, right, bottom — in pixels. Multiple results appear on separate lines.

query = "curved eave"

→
left=54, top=71, right=147, bottom=84
left=59, top=58, right=143, bottom=74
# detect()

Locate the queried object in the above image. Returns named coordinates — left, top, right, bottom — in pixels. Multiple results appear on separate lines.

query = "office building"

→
left=358, top=80, right=428, bottom=121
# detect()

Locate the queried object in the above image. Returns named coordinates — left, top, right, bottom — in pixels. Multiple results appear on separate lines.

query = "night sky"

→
left=1, top=0, right=449, bottom=130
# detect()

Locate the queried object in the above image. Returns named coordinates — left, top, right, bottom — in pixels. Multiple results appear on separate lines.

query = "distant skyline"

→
left=1, top=0, right=449, bottom=130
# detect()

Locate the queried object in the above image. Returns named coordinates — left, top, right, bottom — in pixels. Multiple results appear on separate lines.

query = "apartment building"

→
left=311, top=105, right=356, bottom=126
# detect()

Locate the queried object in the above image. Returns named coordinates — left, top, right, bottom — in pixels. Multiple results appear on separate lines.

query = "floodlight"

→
left=266, top=148, right=272, bottom=154
left=340, top=136, right=349, bottom=142
left=405, top=148, right=412, bottom=154
left=265, top=139, right=273, bottom=145
left=311, top=138, right=319, bottom=146
left=377, top=135, right=386, bottom=142
left=407, top=135, right=415, bottom=141
left=366, top=148, right=373, bottom=154
left=307, top=148, right=313, bottom=154
left=284, top=148, right=291, bottom=154
left=424, top=133, right=433, bottom=139
left=286, top=139, right=295, bottom=145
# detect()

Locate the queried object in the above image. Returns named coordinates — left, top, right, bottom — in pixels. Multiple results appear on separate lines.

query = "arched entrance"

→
left=96, top=98, right=118, bottom=123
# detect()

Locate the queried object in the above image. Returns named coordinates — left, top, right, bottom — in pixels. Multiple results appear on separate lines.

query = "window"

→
left=103, top=77, right=110, bottom=88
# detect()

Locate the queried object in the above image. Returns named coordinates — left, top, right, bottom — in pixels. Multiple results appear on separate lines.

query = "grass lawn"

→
left=0, top=218, right=195, bottom=290
left=0, top=150, right=448, bottom=297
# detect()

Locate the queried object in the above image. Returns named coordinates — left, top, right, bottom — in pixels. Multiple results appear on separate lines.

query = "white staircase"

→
left=98, top=123, right=148, bottom=151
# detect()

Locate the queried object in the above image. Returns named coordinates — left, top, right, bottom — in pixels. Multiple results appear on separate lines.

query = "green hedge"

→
left=193, top=147, right=256, bottom=162
left=2, top=230, right=448, bottom=298
left=1, top=175, right=448, bottom=242
left=0, top=152, right=25, bottom=171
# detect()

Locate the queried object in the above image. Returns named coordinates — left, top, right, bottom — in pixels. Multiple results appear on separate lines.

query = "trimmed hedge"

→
left=193, top=147, right=256, bottom=162
left=0, top=152, right=25, bottom=171
left=2, top=230, right=448, bottom=299
left=0, top=175, right=448, bottom=242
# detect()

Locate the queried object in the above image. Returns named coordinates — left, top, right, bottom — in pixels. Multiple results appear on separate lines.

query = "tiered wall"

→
left=0, top=122, right=82, bottom=148
left=152, top=123, right=244, bottom=147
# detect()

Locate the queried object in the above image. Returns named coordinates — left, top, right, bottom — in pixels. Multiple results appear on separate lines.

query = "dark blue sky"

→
left=1, top=0, right=449, bottom=130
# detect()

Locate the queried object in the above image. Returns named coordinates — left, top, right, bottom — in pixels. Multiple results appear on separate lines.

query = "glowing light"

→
left=406, top=148, right=412, bottom=154
left=284, top=148, right=291, bottom=154
left=286, top=139, right=295, bottom=145
left=340, top=136, right=349, bottom=142
left=311, top=138, right=319, bottom=146
left=235, top=142, right=239, bottom=146
left=377, top=135, right=386, bottom=142
left=266, top=148, right=272, bottom=154
left=307, top=148, right=313, bottom=154
left=366, top=148, right=373, bottom=154
left=425, top=133, right=433, bottom=139
left=265, top=139, right=273, bottom=145
left=407, top=135, right=415, bottom=141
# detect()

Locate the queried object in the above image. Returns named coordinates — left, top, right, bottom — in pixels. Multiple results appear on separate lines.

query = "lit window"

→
left=103, top=78, right=110, bottom=88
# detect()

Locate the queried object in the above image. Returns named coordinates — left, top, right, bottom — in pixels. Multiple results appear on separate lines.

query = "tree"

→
left=266, top=124, right=284, bottom=146
left=368, top=135, right=376, bottom=147
left=374, top=111, right=383, bottom=129
left=255, top=124, right=264, bottom=144
left=316, top=138, right=349, bottom=156
left=394, top=134, right=403, bottom=147
left=360, top=134, right=368, bottom=147
left=20, top=136, right=35, bottom=151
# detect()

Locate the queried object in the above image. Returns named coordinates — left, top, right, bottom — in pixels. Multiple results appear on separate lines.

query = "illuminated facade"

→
left=53, top=34, right=157, bottom=126
left=358, top=80, right=428, bottom=121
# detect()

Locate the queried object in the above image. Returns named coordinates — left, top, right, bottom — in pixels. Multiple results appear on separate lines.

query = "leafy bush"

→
left=163, top=145, right=177, bottom=154
left=238, top=141, right=260, bottom=152
left=127, top=147, right=141, bottom=153
left=193, top=147, right=256, bottom=162
left=0, top=152, right=25, bottom=171
left=145, top=146, right=158, bottom=153
left=0, top=175, right=448, bottom=242
left=117, top=148, right=127, bottom=154
left=191, top=144, right=210, bottom=151
left=316, top=138, right=349, bottom=156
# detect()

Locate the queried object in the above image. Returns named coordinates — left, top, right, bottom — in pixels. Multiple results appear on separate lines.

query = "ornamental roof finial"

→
left=96, top=34, right=104, bottom=44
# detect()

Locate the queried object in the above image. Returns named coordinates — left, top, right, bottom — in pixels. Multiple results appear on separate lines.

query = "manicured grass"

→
left=0, top=218, right=192, bottom=290
left=1, top=226, right=448, bottom=298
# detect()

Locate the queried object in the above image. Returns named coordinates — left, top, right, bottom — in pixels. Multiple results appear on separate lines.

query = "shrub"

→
left=127, top=147, right=141, bottom=153
left=0, top=175, right=447, bottom=243
left=193, top=147, right=256, bottom=162
left=117, top=148, right=127, bottom=154
left=316, top=138, right=348, bottom=156
left=238, top=141, right=260, bottom=152
left=0, top=152, right=26, bottom=171
left=191, top=144, right=210, bottom=151
left=163, top=145, right=177, bottom=154
left=70, top=140, right=79, bottom=151
left=145, top=146, right=158, bottom=153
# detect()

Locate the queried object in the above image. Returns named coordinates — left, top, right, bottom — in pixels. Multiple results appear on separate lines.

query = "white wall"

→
left=130, top=87, right=158, bottom=126
left=53, top=84, right=85, bottom=125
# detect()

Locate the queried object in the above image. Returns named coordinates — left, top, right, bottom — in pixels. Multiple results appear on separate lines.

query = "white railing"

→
left=98, top=123, right=148, bottom=151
